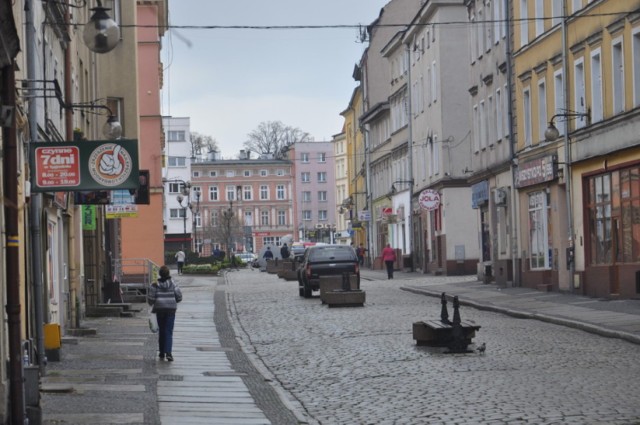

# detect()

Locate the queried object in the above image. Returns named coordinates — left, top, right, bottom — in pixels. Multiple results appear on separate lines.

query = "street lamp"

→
left=544, top=110, right=591, bottom=142
left=223, top=200, right=235, bottom=259
left=83, top=0, right=121, bottom=54
left=189, top=190, right=201, bottom=254
left=174, top=181, right=191, bottom=252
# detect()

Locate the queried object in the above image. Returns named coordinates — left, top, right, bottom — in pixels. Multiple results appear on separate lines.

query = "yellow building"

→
left=513, top=0, right=640, bottom=297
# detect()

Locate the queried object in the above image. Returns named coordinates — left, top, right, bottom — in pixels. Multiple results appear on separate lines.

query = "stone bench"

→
left=412, top=293, right=481, bottom=353
left=319, top=275, right=359, bottom=302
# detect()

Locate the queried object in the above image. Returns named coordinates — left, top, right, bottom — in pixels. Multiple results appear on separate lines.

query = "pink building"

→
left=191, top=152, right=295, bottom=255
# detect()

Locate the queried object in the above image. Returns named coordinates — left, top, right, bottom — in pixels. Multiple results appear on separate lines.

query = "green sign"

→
left=82, top=205, right=96, bottom=230
left=30, top=139, right=139, bottom=192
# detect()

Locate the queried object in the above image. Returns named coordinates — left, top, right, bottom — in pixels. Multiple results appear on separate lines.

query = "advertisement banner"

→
left=30, top=139, right=139, bottom=192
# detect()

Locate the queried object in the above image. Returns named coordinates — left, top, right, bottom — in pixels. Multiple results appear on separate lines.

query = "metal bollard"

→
left=440, top=292, right=451, bottom=324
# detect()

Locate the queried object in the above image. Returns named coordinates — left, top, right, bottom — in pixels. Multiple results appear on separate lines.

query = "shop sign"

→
left=419, top=189, right=441, bottom=211
left=106, top=204, right=138, bottom=219
left=358, top=210, right=371, bottom=221
left=471, top=180, right=489, bottom=209
left=30, top=139, right=139, bottom=192
left=516, top=155, right=557, bottom=188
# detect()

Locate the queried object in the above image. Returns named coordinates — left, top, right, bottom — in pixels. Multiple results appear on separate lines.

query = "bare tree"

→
left=201, top=206, right=243, bottom=259
left=190, top=132, right=218, bottom=159
left=244, top=121, right=312, bottom=158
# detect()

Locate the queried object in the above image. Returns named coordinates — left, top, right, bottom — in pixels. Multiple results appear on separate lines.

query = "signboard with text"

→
left=419, top=189, right=441, bottom=211
left=30, top=139, right=139, bottom=192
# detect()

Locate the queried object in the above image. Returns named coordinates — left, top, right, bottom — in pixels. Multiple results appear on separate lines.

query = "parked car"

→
left=290, top=242, right=306, bottom=261
left=236, top=253, right=257, bottom=266
left=297, top=244, right=360, bottom=298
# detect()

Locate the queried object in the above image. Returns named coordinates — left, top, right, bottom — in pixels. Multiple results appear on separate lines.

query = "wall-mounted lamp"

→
left=390, top=180, right=413, bottom=195
left=83, top=0, right=121, bottom=54
left=66, top=102, right=122, bottom=139
left=544, top=109, right=591, bottom=142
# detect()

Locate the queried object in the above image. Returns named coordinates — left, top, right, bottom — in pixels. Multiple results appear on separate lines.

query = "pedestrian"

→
left=356, top=243, right=367, bottom=266
left=263, top=246, right=274, bottom=260
left=381, top=243, right=396, bottom=279
left=280, top=243, right=290, bottom=259
left=147, top=265, right=182, bottom=361
left=174, top=249, right=186, bottom=275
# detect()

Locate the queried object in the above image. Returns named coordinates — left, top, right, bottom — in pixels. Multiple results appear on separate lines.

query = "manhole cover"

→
left=158, top=375, right=183, bottom=381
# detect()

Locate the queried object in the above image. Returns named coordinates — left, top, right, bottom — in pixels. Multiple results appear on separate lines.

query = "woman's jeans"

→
left=385, top=260, right=394, bottom=279
left=156, top=311, right=176, bottom=355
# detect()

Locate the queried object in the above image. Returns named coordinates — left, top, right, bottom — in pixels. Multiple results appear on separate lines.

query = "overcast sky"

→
left=162, top=0, right=390, bottom=158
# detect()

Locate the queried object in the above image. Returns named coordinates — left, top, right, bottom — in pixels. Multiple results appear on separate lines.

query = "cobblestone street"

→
left=224, top=269, right=640, bottom=425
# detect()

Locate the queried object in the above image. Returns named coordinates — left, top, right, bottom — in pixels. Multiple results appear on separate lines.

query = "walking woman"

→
left=381, top=243, right=397, bottom=279
left=148, top=265, right=182, bottom=361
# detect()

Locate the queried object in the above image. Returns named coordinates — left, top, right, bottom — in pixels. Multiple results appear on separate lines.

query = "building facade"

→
left=513, top=0, right=640, bottom=297
left=192, top=153, right=295, bottom=256
left=290, top=141, right=338, bottom=243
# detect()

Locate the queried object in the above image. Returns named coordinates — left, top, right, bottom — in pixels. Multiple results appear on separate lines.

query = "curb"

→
left=401, top=286, right=640, bottom=346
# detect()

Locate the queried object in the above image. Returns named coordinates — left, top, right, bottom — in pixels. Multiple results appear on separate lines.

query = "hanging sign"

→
left=419, top=189, right=441, bottom=211
left=30, top=139, right=139, bottom=192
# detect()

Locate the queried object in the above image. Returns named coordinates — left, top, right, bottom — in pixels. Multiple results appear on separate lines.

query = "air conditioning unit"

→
left=315, top=224, right=324, bottom=229
left=494, top=188, right=507, bottom=205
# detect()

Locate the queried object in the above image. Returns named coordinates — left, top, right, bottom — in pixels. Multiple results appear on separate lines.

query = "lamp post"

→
left=545, top=109, right=591, bottom=292
left=174, top=181, right=191, bottom=252
left=390, top=180, right=415, bottom=272
left=223, top=200, right=234, bottom=259
left=189, top=190, right=200, bottom=254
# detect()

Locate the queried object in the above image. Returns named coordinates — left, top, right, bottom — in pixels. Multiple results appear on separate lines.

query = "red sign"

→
left=35, top=146, right=81, bottom=188
left=382, top=207, right=393, bottom=216
left=419, top=189, right=441, bottom=211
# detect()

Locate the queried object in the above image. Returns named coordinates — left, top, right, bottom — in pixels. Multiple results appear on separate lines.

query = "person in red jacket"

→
left=381, top=243, right=396, bottom=279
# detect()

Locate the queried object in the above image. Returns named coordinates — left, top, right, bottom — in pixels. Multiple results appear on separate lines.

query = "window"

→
left=431, top=61, right=438, bottom=102
left=244, top=211, right=253, bottom=226
left=612, top=38, right=625, bottom=115
left=301, top=172, right=310, bottom=183
left=210, top=210, right=219, bottom=227
left=528, top=191, right=551, bottom=269
left=276, top=169, right=285, bottom=176
left=170, top=208, right=186, bottom=219
left=209, top=186, right=219, bottom=201
left=473, top=104, right=480, bottom=152
left=633, top=29, right=640, bottom=107
left=261, top=210, right=269, bottom=226
left=520, top=0, right=529, bottom=47
left=537, top=79, right=547, bottom=142
left=192, top=171, right=200, bottom=178
left=276, top=185, right=285, bottom=200
left=303, top=191, right=311, bottom=202
left=318, top=153, right=326, bottom=163
left=226, top=170, right=235, bottom=178
left=503, top=83, right=509, bottom=137
left=523, top=88, right=532, bottom=147
left=301, top=152, right=309, bottom=163
left=318, top=191, right=327, bottom=202
left=209, top=171, right=217, bottom=177
left=574, top=58, right=587, bottom=129
left=243, top=185, right=252, bottom=200
left=317, top=172, right=327, bottom=183
left=168, top=156, right=186, bottom=167
left=488, top=95, right=494, bottom=145
left=167, top=130, right=185, bottom=141
left=260, top=185, right=268, bottom=200
left=496, top=89, right=504, bottom=141
left=552, top=0, right=562, bottom=26
left=590, top=49, right=603, bottom=122
left=303, top=210, right=312, bottom=221
left=168, top=182, right=181, bottom=193
left=318, top=210, right=328, bottom=221
left=572, top=0, right=581, bottom=13
left=554, top=69, right=566, bottom=136
left=226, top=186, right=237, bottom=201
left=432, top=135, right=440, bottom=175
left=277, top=211, right=286, bottom=226
left=535, top=0, right=544, bottom=37
left=480, top=100, right=486, bottom=148
left=260, top=169, right=268, bottom=177
left=243, top=170, right=251, bottom=177
left=588, top=173, right=612, bottom=264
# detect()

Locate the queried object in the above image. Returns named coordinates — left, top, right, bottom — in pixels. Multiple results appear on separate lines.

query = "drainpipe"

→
left=506, top=0, right=520, bottom=287
left=64, top=2, right=80, bottom=329
left=405, top=41, right=415, bottom=272
left=26, top=0, right=47, bottom=373
left=4, top=60, right=26, bottom=425
left=562, top=0, right=575, bottom=293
